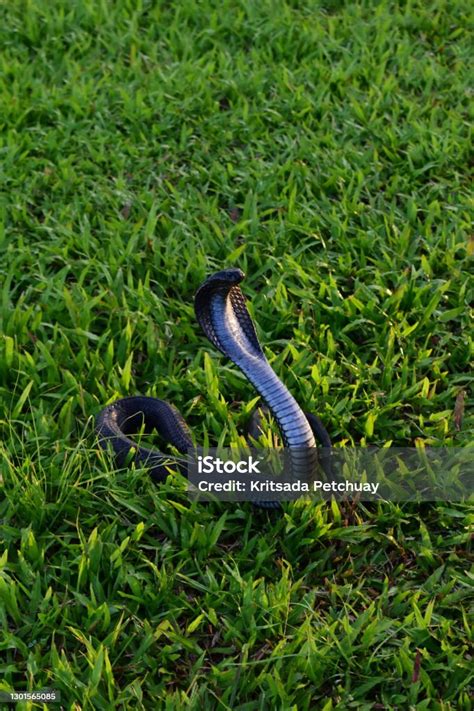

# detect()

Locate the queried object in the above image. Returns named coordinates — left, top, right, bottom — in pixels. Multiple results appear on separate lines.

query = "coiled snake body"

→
left=96, top=269, right=330, bottom=504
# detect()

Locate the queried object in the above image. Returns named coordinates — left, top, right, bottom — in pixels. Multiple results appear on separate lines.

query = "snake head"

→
left=198, top=268, right=245, bottom=290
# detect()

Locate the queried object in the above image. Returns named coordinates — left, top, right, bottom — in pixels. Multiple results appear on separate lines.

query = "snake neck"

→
left=197, top=281, right=316, bottom=454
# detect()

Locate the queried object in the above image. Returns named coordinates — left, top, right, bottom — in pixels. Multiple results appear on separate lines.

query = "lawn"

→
left=0, top=0, right=473, bottom=708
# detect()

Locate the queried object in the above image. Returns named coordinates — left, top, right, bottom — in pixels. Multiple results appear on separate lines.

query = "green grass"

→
left=0, top=0, right=473, bottom=708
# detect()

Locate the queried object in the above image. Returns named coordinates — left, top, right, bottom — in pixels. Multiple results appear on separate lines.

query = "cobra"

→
left=96, top=269, right=331, bottom=505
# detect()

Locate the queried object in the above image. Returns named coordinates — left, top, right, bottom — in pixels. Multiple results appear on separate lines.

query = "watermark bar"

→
left=0, top=689, right=61, bottom=704
left=187, top=447, right=473, bottom=503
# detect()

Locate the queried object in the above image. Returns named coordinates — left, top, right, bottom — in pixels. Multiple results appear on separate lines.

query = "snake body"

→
left=96, top=269, right=330, bottom=500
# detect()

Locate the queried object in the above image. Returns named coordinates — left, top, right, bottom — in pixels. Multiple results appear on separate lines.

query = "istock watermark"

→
left=197, top=454, right=263, bottom=474
left=187, top=447, right=473, bottom=503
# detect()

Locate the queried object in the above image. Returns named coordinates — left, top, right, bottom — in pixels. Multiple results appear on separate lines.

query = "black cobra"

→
left=96, top=269, right=331, bottom=504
